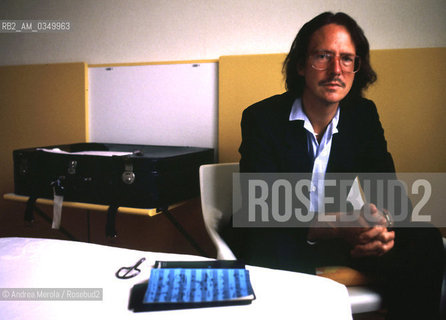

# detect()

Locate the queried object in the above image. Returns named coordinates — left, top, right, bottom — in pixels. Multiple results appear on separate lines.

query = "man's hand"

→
left=340, top=203, right=395, bottom=257
left=307, top=203, right=395, bottom=257
left=349, top=225, right=395, bottom=257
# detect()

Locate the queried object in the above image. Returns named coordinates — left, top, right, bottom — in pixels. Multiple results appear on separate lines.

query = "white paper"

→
left=346, top=176, right=365, bottom=210
left=38, top=148, right=132, bottom=157
left=52, top=194, right=63, bottom=229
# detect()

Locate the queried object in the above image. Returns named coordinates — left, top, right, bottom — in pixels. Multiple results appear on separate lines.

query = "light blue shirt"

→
left=289, top=98, right=340, bottom=213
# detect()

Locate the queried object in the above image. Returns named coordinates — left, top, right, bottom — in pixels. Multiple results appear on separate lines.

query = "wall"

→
left=0, top=0, right=445, bottom=66
left=367, top=48, right=446, bottom=172
left=0, top=63, right=87, bottom=234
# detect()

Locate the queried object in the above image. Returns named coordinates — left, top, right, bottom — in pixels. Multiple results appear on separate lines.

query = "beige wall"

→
left=367, top=48, right=446, bottom=172
left=0, top=63, right=88, bottom=211
left=1, top=0, right=445, bottom=66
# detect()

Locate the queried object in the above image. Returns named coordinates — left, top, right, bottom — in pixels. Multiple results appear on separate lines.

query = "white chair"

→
left=199, top=162, right=384, bottom=314
left=199, top=163, right=238, bottom=260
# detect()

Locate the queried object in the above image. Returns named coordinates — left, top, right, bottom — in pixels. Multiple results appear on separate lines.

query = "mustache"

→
left=319, top=78, right=346, bottom=88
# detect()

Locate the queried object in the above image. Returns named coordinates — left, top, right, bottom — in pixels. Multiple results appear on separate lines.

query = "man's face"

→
left=299, top=23, right=356, bottom=107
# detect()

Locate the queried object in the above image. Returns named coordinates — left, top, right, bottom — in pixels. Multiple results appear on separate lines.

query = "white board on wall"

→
left=88, top=62, right=218, bottom=149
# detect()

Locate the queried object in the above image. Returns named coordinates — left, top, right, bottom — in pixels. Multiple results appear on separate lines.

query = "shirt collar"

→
left=289, top=98, right=340, bottom=134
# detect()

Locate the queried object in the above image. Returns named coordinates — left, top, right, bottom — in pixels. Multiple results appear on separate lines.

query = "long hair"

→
left=283, top=12, right=377, bottom=100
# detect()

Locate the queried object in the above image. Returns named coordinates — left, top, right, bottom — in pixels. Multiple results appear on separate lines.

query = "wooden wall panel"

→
left=218, top=54, right=286, bottom=163
left=367, top=48, right=446, bottom=172
left=0, top=63, right=88, bottom=213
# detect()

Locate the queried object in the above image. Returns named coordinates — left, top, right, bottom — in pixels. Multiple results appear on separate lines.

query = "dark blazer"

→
left=239, top=91, right=395, bottom=174
left=225, top=92, right=396, bottom=273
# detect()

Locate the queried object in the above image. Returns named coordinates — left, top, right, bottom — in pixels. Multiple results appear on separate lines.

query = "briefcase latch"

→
left=67, top=160, right=77, bottom=175
left=19, top=158, right=29, bottom=175
left=122, top=160, right=135, bottom=185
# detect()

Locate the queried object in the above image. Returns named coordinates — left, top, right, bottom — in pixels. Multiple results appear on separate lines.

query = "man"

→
left=226, top=12, right=444, bottom=319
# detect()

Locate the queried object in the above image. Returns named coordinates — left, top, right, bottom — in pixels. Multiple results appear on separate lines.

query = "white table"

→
left=0, top=237, right=352, bottom=319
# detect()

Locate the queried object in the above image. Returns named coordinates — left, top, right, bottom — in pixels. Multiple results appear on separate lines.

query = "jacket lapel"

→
left=283, top=120, right=313, bottom=172
left=327, top=104, right=356, bottom=173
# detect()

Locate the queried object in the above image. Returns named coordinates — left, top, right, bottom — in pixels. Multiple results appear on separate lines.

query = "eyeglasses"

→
left=310, top=51, right=361, bottom=73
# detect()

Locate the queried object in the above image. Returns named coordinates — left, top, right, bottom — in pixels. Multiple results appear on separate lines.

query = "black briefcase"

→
left=13, top=142, right=214, bottom=209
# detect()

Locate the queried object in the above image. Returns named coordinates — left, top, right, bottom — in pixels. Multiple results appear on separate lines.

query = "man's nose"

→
left=329, top=56, right=342, bottom=75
